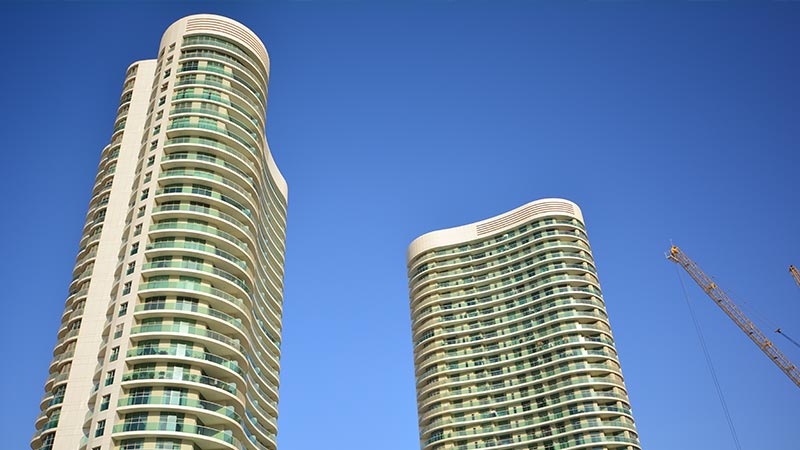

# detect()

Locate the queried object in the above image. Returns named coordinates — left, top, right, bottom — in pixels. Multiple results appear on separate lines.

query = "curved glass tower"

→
left=407, top=199, right=640, bottom=450
left=31, top=15, right=287, bottom=450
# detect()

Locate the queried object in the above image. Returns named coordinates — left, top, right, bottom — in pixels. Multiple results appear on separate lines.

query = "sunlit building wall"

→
left=31, top=14, right=288, bottom=450
left=407, top=198, right=640, bottom=450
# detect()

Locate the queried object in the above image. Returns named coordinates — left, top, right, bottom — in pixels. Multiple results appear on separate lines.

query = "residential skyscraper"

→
left=407, top=199, right=641, bottom=450
left=31, top=15, right=287, bottom=450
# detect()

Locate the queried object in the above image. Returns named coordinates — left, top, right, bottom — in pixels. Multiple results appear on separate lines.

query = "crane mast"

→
left=791, top=265, right=800, bottom=288
left=668, top=246, right=800, bottom=388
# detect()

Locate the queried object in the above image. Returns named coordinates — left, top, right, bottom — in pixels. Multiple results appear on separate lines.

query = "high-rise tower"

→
left=407, top=199, right=640, bottom=450
left=31, top=15, right=287, bottom=450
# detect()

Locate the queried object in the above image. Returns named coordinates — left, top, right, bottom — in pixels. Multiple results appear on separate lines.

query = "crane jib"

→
left=667, top=245, right=800, bottom=388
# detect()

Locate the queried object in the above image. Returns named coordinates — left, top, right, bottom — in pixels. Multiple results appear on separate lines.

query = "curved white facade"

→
left=407, top=199, right=640, bottom=450
left=31, top=15, right=287, bottom=450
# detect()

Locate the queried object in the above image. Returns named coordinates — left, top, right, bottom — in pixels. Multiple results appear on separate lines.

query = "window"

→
left=95, top=419, right=106, bottom=437
left=100, top=394, right=111, bottom=411
left=127, top=261, right=136, bottom=274
left=130, top=387, right=152, bottom=405
left=150, top=140, right=158, bottom=150
left=121, top=440, right=145, bottom=450
left=144, top=296, right=167, bottom=310
left=119, top=302, right=128, bottom=316
left=168, top=43, right=175, bottom=52
left=152, top=125, right=161, bottom=135
left=109, top=346, right=120, bottom=362
left=155, top=439, right=181, bottom=450
left=158, top=412, right=184, bottom=432
left=130, top=242, right=139, bottom=255
left=137, top=206, right=146, bottom=217
left=176, top=296, right=198, bottom=311
left=104, top=370, right=115, bottom=386
left=123, top=412, right=148, bottom=432
left=122, top=282, right=132, bottom=295
left=51, top=385, right=66, bottom=405
left=143, top=171, right=152, bottom=183
left=158, top=96, right=166, bottom=106
left=114, top=324, right=124, bottom=339
left=41, top=433, right=55, bottom=450
left=140, top=188, right=149, bottom=200
left=147, top=156, right=155, bottom=167
left=163, top=388, right=187, bottom=405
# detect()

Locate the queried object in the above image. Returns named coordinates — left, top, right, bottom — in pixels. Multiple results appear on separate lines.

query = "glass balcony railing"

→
left=420, top=390, right=632, bottom=434
left=126, top=346, right=244, bottom=376
left=121, top=369, right=236, bottom=394
left=131, top=324, right=246, bottom=354
left=152, top=203, right=251, bottom=233
left=135, top=301, right=243, bottom=329
left=145, top=241, right=247, bottom=269
left=159, top=168, right=254, bottom=200
left=137, top=281, right=244, bottom=308
left=117, top=395, right=240, bottom=422
left=149, top=222, right=248, bottom=250
left=111, top=421, right=244, bottom=450
left=155, top=183, right=251, bottom=218
left=163, top=135, right=256, bottom=171
left=141, top=261, right=249, bottom=293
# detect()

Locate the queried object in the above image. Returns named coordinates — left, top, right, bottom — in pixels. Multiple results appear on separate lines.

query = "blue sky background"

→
left=1, top=1, right=798, bottom=449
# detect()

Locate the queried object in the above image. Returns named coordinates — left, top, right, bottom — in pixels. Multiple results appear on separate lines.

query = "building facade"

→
left=407, top=199, right=640, bottom=450
left=31, top=15, right=287, bottom=450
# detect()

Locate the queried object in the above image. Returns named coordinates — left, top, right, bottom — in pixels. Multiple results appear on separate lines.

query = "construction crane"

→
left=667, top=245, right=800, bottom=388
left=791, top=265, right=800, bottom=288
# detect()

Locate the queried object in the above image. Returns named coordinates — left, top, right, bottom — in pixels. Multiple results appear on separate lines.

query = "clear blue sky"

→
left=1, top=1, right=798, bottom=449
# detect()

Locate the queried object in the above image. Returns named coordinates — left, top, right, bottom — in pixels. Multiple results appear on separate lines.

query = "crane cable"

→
left=674, top=265, right=743, bottom=450
left=776, top=329, right=800, bottom=349
left=733, top=289, right=800, bottom=351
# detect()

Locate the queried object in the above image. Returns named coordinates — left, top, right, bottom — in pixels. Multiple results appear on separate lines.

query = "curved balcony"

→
left=408, top=219, right=586, bottom=272
left=159, top=168, right=257, bottom=204
left=137, top=281, right=245, bottom=315
left=170, top=105, right=261, bottom=144
left=181, top=35, right=268, bottom=88
left=412, top=260, right=599, bottom=314
left=414, top=296, right=606, bottom=358
left=149, top=222, right=249, bottom=254
left=416, top=327, right=613, bottom=369
left=142, top=261, right=250, bottom=294
left=167, top=119, right=257, bottom=155
left=412, top=250, right=594, bottom=298
left=117, top=395, right=241, bottom=424
left=134, top=301, right=246, bottom=332
left=155, top=183, right=252, bottom=221
left=145, top=241, right=247, bottom=270
left=413, top=295, right=609, bottom=347
left=412, top=258, right=596, bottom=302
left=152, top=203, right=252, bottom=235
left=125, top=345, right=246, bottom=378
left=413, top=275, right=602, bottom=332
left=111, top=422, right=243, bottom=450
left=423, top=416, right=638, bottom=449
left=122, top=369, right=238, bottom=399
left=420, top=380, right=630, bottom=435
left=417, top=349, right=620, bottom=408
left=130, top=324, right=248, bottom=363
